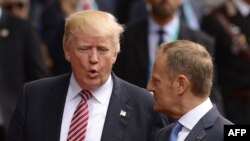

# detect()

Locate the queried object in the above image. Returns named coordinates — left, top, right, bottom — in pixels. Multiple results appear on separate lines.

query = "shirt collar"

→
left=233, top=0, right=250, bottom=17
left=90, top=75, right=113, bottom=104
left=178, top=98, right=213, bottom=130
left=69, top=73, right=113, bottom=104
left=68, top=74, right=83, bottom=102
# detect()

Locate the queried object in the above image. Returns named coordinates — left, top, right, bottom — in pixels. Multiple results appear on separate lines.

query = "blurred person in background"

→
left=201, top=0, right=250, bottom=124
left=113, top=0, right=224, bottom=115
left=0, top=1, right=48, bottom=139
left=2, top=0, right=53, bottom=73
left=29, top=0, right=53, bottom=30
left=1, top=0, right=29, bottom=19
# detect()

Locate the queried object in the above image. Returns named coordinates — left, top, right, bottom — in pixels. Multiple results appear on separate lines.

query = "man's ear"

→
left=63, top=45, right=71, bottom=62
left=174, top=74, right=189, bottom=95
left=112, top=52, right=118, bottom=64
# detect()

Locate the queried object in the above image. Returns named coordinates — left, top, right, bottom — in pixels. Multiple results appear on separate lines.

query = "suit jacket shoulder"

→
left=185, top=106, right=233, bottom=141
left=7, top=74, right=70, bottom=141
left=154, top=106, right=233, bottom=141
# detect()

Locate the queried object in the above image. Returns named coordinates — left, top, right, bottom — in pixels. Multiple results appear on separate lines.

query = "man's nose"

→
left=89, top=49, right=99, bottom=63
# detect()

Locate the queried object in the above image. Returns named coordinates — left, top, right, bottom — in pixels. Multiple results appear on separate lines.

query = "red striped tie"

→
left=67, top=90, right=92, bottom=141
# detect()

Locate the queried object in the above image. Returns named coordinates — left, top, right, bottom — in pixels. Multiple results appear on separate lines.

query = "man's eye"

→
left=152, top=78, right=159, bottom=85
left=98, top=47, right=108, bottom=52
left=79, top=47, right=89, bottom=51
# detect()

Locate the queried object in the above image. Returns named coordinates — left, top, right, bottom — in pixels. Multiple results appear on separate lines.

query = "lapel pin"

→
left=120, top=110, right=126, bottom=117
left=196, top=136, right=202, bottom=141
left=0, top=28, right=9, bottom=38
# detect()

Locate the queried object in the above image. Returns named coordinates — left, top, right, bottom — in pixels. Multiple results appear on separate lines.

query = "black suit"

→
left=113, top=19, right=223, bottom=113
left=154, top=106, right=233, bottom=141
left=7, top=73, right=167, bottom=141
left=0, top=10, right=47, bottom=135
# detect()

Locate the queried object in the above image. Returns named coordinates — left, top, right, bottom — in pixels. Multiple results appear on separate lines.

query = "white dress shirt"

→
left=232, top=0, right=250, bottom=17
left=148, top=14, right=180, bottom=75
left=177, top=98, right=213, bottom=141
left=60, top=74, right=113, bottom=141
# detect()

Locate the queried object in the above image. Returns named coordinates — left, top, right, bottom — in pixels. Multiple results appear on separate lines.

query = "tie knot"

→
left=173, top=122, right=182, bottom=132
left=79, top=90, right=92, bottom=101
left=157, top=29, right=166, bottom=46
left=157, top=29, right=165, bottom=36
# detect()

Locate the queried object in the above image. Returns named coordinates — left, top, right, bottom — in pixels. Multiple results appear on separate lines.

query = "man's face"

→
left=2, top=1, right=29, bottom=19
left=64, top=32, right=118, bottom=90
left=147, top=53, right=178, bottom=114
left=146, top=0, right=182, bottom=18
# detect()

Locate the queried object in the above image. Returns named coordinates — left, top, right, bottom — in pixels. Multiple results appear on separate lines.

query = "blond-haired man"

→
left=7, top=10, right=167, bottom=141
left=147, top=40, right=233, bottom=141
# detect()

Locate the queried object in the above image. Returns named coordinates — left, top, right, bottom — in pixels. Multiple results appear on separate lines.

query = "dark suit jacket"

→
left=7, top=73, right=167, bottom=141
left=113, top=19, right=223, bottom=113
left=0, top=11, right=47, bottom=130
left=154, top=106, right=233, bottom=141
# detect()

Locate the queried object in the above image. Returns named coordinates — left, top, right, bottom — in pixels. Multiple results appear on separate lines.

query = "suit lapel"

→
left=184, top=106, right=220, bottom=141
left=184, top=122, right=207, bottom=141
left=165, top=123, right=175, bottom=140
left=101, top=74, right=133, bottom=141
left=43, top=74, right=70, bottom=141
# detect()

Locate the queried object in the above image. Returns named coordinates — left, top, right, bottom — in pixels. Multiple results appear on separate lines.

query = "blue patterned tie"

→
left=169, top=122, right=183, bottom=141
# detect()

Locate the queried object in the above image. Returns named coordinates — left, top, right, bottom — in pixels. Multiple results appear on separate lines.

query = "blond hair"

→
left=63, top=10, right=124, bottom=52
left=159, top=40, right=213, bottom=97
